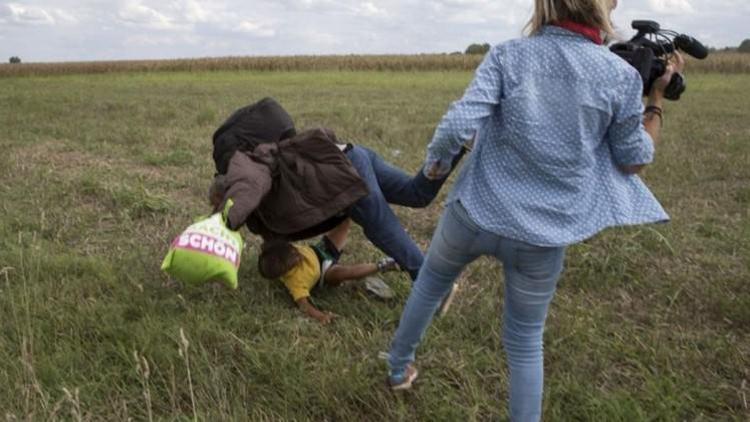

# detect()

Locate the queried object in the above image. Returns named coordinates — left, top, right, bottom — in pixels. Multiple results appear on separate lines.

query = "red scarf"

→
left=554, top=20, right=603, bottom=45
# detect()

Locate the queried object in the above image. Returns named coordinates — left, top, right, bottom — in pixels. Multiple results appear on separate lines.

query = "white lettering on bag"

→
left=200, top=236, right=215, bottom=251
left=225, top=248, right=238, bottom=264
left=214, top=242, right=226, bottom=256
left=178, top=234, right=190, bottom=247
left=172, top=232, right=240, bottom=267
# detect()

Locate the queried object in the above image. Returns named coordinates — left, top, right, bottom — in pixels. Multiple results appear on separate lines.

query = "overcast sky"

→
left=1, top=0, right=748, bottom=63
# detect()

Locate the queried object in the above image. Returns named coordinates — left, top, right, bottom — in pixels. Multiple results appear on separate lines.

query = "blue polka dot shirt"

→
left=425, top=25, right=669, bottom=247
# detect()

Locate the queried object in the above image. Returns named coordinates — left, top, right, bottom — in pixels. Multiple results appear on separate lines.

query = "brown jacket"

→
left=223, top=128, right=368, bottom=239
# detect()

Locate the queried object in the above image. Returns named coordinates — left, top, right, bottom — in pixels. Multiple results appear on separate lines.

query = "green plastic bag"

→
left=161, top=202, right=244, bottom=289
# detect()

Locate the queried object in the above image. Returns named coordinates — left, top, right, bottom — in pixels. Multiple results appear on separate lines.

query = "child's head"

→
left=258, top=239, right=302, bottom=279
left=208, top=175, right=229, bottom=212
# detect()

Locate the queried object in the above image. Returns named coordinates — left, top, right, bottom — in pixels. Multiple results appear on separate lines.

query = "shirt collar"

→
left=541, top=23, right=604, bottom=45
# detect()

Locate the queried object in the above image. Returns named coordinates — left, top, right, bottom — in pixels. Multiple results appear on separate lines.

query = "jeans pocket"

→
left=438, top=201, right=481, bottom=251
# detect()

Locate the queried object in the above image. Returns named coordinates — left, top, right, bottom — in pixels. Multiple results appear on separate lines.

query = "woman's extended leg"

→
left=387, top=201, right=483, bottom=379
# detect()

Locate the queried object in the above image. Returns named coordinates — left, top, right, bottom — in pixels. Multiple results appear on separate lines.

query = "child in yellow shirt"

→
left=258, top=219, right=399, bottom=324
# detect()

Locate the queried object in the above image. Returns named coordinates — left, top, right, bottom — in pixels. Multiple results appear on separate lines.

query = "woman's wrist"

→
left=645, top=89, right=665, bottom=129
left=644, top=105, right=663, bottom=128
left=647, top=88, right=665, bottom=107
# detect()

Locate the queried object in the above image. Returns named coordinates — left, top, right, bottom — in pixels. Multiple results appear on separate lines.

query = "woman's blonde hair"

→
left=525, top=0, right=616, bottom=38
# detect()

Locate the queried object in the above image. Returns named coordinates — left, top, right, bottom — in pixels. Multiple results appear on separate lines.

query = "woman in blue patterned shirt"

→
left=385, top=0, right=685, bottom=420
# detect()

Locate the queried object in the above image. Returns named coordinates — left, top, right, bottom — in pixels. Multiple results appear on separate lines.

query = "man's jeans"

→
left=388, top=201, right=565, bottom=421
left=345, top=146, right=447, bottom=280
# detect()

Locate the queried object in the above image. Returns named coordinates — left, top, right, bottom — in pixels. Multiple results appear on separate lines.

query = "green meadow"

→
left=0, top=70, right=748, bottom=420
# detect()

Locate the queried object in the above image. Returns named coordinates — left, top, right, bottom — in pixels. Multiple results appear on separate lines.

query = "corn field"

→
left=0, top=54, right=480, bottom=77
left=1, top=52, right=747, bottom=77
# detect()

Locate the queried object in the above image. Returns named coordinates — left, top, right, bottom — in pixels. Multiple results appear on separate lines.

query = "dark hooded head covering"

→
left=212, top=97, right=297, bottom=175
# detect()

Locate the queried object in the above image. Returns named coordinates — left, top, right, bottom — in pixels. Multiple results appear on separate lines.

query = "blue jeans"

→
left=346, top=146, right=448, bottom=280
left=388, top=201, right=565, bottom=421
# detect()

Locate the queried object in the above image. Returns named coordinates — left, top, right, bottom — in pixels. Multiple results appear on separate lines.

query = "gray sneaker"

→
left=376, top=257, right=400, bottom=272
left=364, top=276, right=395, bottom=300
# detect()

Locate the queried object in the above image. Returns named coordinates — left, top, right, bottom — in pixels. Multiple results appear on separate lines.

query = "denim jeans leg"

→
left=362, top=146, right=451, bottom=208
left=346, top=147, right=425, bottom=280
left=388, top=201, right=481, bottom=378
left=496, top=240, right=565, bottom=422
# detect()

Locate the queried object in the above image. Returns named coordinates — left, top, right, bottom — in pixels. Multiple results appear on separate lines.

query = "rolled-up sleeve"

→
left=606, top=70, right=654, bottom=167
left=424, top=46, right=504, bottom=177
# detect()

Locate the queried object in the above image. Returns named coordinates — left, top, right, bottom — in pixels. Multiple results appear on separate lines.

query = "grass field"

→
left=0, top=70, right=748, bottom=421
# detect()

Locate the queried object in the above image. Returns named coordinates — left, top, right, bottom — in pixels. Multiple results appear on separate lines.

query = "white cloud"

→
left=51, top=9, right=77, bottom=24
left=301, top=29, right=342, bottom=47
left=277, top=0, right=339, bottom=13
left=435, top=0, right=493, bottom=7
left=295, top=0, right=338, bottom=8
left=443, top=9, right=494, bottom=24
left=124, top=32, right=209, bottom=50
left=3, top=3, right=55, bottom=25
left=428, top=0, right=529, bottom=26
left=235, top=20, right=276, bottom=37
left=117, top=1, right=180, bottom=30
left=355, top=2, right=387, bottom=18
left=179, top=0, right=211, bottom=23
left=275, top=0, right=388, bottom=17
left=124, top=34, right=179, bottom=46
left=647, top=0, right=695, bottom=14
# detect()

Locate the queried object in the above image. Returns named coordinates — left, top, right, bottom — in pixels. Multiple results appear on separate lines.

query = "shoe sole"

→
left=390, top=367, right=418, bottom=391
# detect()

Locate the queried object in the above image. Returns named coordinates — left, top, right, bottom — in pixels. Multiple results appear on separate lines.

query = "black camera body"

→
left=610, top=20, right=708, bottom=101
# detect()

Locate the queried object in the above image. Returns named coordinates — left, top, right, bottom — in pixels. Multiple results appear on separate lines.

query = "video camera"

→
left=610, top=20, right=708, bottom=101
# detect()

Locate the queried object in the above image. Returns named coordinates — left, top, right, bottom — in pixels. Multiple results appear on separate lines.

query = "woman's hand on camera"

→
left=636, top=51, right=685, bottom=169
left=651, top=51, right=686, bottom=96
